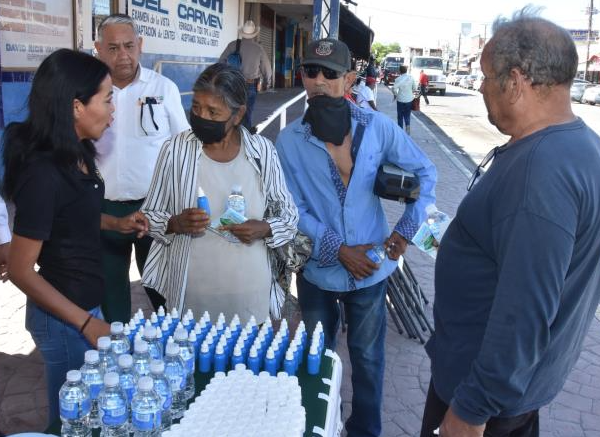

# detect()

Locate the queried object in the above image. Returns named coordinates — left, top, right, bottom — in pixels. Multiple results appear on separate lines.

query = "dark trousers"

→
left=101, top=199, right=165, bottom=323
left=396, top=101, right=412, bottom=129
left=420, top=381, right=540, bottom=437
left=243, top=82, right=258, bottom=129
left=420, top=84, right=430, bottom=104
left=297, top=274, right=387, bottom=437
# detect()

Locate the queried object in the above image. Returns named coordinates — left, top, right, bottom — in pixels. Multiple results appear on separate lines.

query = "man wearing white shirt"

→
left=392, top=65, right=417, bottom=134
left=0, top=195, right=11, bottom=282
left=94, top=14, right=190, bottom=322
left=355, top=76, right=377, bottom=111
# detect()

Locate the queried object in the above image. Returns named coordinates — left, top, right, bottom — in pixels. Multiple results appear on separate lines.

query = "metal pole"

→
left=456, top=33, right=461, bottom=70
left=329, top=0, right=340, bottom=39
left=585, top=0, right=594, bottom=81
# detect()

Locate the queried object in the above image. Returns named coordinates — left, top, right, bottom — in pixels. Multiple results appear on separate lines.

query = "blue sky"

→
left=352, top=1, right=596, bottom=47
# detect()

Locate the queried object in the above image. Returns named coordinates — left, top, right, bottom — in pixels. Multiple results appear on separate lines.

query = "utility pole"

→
left=585, top=0, right=595, bottom=81
left=456, top=33, right=462, bottom=70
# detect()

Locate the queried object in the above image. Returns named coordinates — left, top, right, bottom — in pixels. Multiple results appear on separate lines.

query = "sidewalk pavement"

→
left=1, top=87, right=600, bottom=436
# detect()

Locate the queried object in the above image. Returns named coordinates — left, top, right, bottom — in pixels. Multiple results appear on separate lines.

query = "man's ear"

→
left=344, top=70, right=357, bottom=92
left=508, top=67, right=527, bottom=104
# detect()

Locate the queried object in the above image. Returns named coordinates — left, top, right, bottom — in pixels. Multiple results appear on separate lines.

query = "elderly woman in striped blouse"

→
left=140, top=63, right=298, bottom=322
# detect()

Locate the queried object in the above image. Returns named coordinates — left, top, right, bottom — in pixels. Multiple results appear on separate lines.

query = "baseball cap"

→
left=302, top=38, right=351, bottom=73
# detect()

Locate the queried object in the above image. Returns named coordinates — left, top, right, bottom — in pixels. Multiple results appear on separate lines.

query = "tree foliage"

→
left=371, top=42, right=402, bottom=64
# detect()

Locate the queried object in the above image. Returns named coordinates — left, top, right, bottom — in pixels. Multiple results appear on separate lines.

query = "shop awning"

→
left=339, top=5, right=374, bottom=60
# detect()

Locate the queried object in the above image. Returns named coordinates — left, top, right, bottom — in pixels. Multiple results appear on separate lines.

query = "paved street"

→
left=1, top=85, right=600, bottom=436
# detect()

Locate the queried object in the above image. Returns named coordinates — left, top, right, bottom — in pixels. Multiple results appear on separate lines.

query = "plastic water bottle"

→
left=80, top=350, right=103, bottom=429
left=426, top=204, right=451, bottom=244
left=110, top=322, right=131, bottom=357
left=143, top=326, right=163, bottom=361
left=366, top=245, right=387, bottom=264
left=132, top=340, right=152, bottom=378
left=197, top=185, right=211, bottom=216
left=174, top=328, right=195, bottom=400
left=227, top=184, right=246, bottom=216
left=117, top=354, right=136, bottom=404
left=59, top=370, right=91, bottom=437
left=98, top=372, right=128, bottom=437
left=98, top=336, right=119, bottom=374
left=163, top=343, right=186, bottom=419
left=131, top=376, right=161, bottom=437
left=149, top=360, right=173, bottom=431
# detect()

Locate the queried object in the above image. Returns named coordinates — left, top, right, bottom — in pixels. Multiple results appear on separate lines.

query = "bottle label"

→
left=100, top=406, right=128, bottom=425
left=132, top=410, right=161, bottom=431
left=167, top=374, right=183, bottom=391
left=158, top=388, right=172, bottom=410
left=89, top=383, right=103, bottom=399
left=59, top=398, right=91, bottom=419
left=186, top=357, right=194, bottom=374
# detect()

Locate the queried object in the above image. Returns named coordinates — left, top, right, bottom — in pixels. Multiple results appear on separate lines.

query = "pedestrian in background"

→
left=393, top=65, right=417, bottom=134
left=421, top=8, right=600, bottom=437
left=275, top=38, right=437, bottom=437
left=94, top=14, right=190, bottom=322
left=419, top=69, right=430, bottom=105
left=220, top=20, right=272, bottom=131
left=2, top=49, right=148, bottom=425
left=355, top=76, right=377, bottom=111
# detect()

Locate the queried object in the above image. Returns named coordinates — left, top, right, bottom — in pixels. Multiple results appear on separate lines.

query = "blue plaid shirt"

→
left=275, top=103, right=436, bottom=292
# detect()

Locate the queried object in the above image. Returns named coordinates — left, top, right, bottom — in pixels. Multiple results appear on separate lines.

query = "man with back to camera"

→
left=219, top=20, right=272, bottom=130
left=275, top=38, right=437, bottom=437
left=94, top=14, right=190, bottom=322
left=420, top=8, right=600, bottom=437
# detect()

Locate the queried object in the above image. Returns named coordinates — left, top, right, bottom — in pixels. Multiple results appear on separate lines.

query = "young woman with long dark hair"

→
left=2, top=48, right=148, bottom=424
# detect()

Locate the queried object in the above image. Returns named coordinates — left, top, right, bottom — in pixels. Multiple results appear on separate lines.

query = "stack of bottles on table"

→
left=163, top=366, right=306, bottom=437
left=59, top=307, right=325, bottom=437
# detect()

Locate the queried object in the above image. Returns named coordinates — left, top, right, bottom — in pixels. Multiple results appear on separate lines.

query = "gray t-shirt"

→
left=427, top=118, right=600, bottom=423
left=219, top=38, right=272, bottom=85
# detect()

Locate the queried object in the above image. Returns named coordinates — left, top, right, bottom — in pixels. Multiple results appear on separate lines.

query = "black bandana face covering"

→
left=190, top=111, right=232, bottom=144
left=303, top=95, right=351, bottom=146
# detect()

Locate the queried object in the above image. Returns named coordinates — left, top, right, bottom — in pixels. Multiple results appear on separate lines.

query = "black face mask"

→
left=303, top=95, right=351, bottom=146
left=189, top=111, right=232, bottom=144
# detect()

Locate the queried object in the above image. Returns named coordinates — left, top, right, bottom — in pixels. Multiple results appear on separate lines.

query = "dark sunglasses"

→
left=467, top=146, right=500, bottom=191
left=301, top=64, right=345, bottom=80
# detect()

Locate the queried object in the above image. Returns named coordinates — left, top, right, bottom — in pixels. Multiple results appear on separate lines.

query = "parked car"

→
left=459, top=74, right=477, bottom=89
left=472, top=72, right=484, bottom=91
left=570, top=79, right=592, bottom=103
left=581, top=85, right=600, bottom=105
left=447, top=70, right=469, bottom=85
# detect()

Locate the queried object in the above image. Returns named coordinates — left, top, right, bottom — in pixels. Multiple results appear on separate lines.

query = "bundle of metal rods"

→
left=385, top=259, right=434, bottom=344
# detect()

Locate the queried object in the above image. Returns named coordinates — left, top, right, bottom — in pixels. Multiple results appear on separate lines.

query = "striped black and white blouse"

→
left=140, top=127, right=299, bottom=313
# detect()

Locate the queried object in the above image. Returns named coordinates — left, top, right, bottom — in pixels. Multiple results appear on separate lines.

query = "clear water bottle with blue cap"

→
left=98, top=372, right=128, bottom=437
left=131, top=376, right=161, bottom=437
left=117, top=354, right=136, bottom=404
left=80, top=350, right=103, bottom=429
left=142, top=326, right=163, bottom=361
left=163, top=342, right=186, bottom=419
left=227, top=184, right=246, bottom=216
left=149, top=360, right=173, bottom=431
left=59, top=370, right=91, bottom=437
left=110, top=322, right=131, bottom=357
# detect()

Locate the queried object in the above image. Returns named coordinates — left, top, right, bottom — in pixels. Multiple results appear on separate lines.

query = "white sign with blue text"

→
left=128, top=0, right=239, bottom=59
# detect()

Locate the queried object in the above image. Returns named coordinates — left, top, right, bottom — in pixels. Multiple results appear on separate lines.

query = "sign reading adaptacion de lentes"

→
left=128, top=0, right=238, bottom=59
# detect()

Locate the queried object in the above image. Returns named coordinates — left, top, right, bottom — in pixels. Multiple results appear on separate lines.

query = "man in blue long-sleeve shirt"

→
left=276, top=38, right=437, bottom=437
left=421, top=9, right=600, bottom=437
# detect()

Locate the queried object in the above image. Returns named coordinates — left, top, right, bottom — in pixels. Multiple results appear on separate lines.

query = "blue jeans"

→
left=396, top=101, right=412, bottom=129
left=25, top=300, right=101, bottom=425
left=244, top=82, right=258, bottom=129
left=297, top=274, right=387, bottom=437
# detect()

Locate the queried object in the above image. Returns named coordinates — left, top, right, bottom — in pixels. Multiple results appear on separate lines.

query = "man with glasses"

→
left=94, top=14, right=189, bottom=322
left=275, top=38, right=437, bottom=437
left=421, top=8, right=600, bottom=437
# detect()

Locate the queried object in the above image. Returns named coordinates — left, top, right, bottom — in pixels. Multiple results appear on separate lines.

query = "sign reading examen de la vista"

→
left=128, top=0, right=239, bottom=59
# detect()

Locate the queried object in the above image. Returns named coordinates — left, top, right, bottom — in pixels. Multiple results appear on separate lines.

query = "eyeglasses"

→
left=301, top=65, right=345, bottom=80
left=467, top=146, right=500, bottom=191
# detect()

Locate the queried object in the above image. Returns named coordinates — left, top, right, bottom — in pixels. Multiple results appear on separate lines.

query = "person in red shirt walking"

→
left=419, top=70, right=430, bottom=105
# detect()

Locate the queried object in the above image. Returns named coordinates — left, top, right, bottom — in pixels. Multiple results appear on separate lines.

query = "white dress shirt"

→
left=95, top=66, right=190, bottom=201
left=0, top=195, right=11, bottom=245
